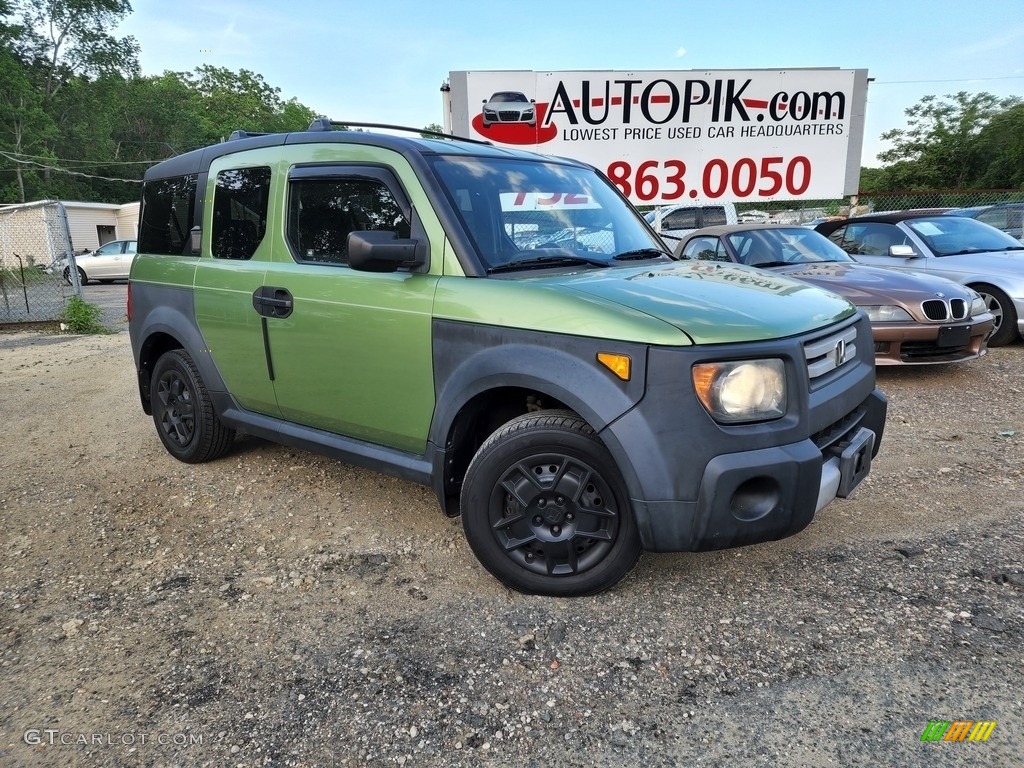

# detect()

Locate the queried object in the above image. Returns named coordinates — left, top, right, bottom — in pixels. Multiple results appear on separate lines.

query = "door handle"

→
left=252, top=286, right=294, bottom=318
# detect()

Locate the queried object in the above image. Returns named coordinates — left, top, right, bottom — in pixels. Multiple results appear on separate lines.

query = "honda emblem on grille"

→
left=834, top=338, right=847, bottom=366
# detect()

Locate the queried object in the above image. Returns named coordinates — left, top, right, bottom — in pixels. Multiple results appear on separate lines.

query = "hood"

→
left=770, top=261, right=969, bottom=306
left=554, top=260, right=855, bottom=344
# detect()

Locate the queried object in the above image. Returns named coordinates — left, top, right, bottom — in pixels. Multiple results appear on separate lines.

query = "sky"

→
left=116, top=0, right=1024, bottom=166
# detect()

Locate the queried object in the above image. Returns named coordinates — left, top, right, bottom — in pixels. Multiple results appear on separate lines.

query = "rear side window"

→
left=287, top=173, right=410, bottom=265
left=664, top=208, right=697, bottom=229
left=212, top=167, right=271, bottom=260
left=702, top=206, right=728, bottom=227
left=680, top=235, right=722, bottom=261
left=139, top=175, right=197, bottom=256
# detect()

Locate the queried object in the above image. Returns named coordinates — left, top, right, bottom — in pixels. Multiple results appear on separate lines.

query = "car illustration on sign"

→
left=481, top=91, right=536, bottom=127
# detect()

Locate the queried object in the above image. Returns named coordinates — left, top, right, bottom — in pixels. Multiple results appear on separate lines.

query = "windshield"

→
left=906, top=216, right=1024, bottom=255
left=430, top=155, right=668, bottom=271
left=723, top=227, right=854, bottom=266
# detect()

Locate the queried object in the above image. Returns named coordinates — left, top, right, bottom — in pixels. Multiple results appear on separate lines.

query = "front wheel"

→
left=975, top=284, right=1019, bottom=346
left=460, top=411, right=641, bottom=596
left=150, top=349, right=235, bottom=463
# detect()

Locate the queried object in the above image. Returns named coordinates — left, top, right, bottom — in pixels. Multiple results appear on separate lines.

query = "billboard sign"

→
left=445, top=69, right=869, bottom=205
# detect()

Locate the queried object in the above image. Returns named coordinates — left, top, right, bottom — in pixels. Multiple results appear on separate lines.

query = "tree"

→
left=877, top=92, right=1020, bottom=189
left=177, top=66, right=317, bottom=142
left=974, top=103, right=1024, bottom=189
left=421, top=122, right=445, bottom=138
left=14, top=0, right=139, bottom=101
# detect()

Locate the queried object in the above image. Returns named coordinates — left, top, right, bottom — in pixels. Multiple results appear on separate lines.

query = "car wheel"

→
left=975, top=284, right=1018, bottom=346
left=150, top=349, right=235, bottom=463
left=63, top=266, right=88, bottom=286
left=460, top=410, right=641, bottom=596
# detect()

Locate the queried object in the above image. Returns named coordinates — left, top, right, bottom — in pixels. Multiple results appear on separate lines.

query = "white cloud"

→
left=675, top=46, right=687, bottom=58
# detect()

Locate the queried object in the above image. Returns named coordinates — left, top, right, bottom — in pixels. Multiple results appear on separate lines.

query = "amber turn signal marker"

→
left=691, top=363, right=718, bottom=411
left=597, top=352, right=631, bottom=381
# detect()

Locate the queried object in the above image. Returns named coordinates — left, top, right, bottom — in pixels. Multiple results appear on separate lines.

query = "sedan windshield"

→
left=430, top=155, right=668, bottom=271
left=906, top=216, right=1024, bottom=256
left=724, top=227, right=854, bottom=266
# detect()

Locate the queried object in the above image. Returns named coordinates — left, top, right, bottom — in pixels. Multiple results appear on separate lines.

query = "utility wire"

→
left=0, top=152, right=143, bottom=183
left=1, top=150, right=161, bottom=166
left=873, top=75, right=1024, bottom=85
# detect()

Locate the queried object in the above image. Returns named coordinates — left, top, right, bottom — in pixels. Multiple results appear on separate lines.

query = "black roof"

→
left=143, top=122, right=584, bottom=182
left=813, top=212, right=943, bottom=236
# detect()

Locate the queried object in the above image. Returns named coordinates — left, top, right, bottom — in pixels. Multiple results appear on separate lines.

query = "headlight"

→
left=692, top=359, right=786, bottom=424
left=863, top=305, right=913, bottom=322
left=967, top=290, right=987, bottom=317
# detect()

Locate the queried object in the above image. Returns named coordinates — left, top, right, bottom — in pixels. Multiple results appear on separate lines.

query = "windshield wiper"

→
left=487, top=254, right=610, bottom=274
left=746, top=261, right=791, bottom=268
left=612, top=248, right=670, bottom=261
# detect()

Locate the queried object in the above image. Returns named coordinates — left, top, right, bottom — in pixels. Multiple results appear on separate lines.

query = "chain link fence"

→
left=735, top=190, right=1024, bottom=233
left=0, top=201, right=81, bottom=324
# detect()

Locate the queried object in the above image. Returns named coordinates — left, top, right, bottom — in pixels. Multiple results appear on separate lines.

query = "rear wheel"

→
left=150, top=349, right=235, bottom=463
left=63, top=266, right=88, bottom=286
left=460, top=411, right=641, bottom=596
left=975, top=284, right=1018, bottom=346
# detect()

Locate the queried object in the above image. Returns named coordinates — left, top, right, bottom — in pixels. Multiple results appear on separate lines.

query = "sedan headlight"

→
left=863, top=305, right=913, bottom=323
left=967, top=290, right=987, bottom=317
left=692, top=359, right=786, bottom=424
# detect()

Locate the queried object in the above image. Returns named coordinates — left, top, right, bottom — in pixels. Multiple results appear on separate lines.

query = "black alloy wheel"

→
left=461, top=410, right=641, bottom=596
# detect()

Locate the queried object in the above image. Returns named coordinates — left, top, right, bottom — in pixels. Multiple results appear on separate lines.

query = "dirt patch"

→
left=1, top=330, right=1021, bottom=767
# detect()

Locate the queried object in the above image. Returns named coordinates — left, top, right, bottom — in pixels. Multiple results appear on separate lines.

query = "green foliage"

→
left=867, top=92, right=1023, bottom=193
left=0, top=3, right=319, bottom=204
left=58, top=295, right=111, bottom=334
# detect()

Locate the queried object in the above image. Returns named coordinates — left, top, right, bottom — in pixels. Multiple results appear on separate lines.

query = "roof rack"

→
left=227, top=130, right=272, bottom=141
left=306, top=118, right=491, bottom=146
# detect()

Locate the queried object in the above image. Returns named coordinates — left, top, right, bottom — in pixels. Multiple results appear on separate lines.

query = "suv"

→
left=129, top=120, right=886, bottom=597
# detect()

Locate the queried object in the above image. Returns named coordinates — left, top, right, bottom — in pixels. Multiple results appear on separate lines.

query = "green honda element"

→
left=128, top=120, right=886, bottom=596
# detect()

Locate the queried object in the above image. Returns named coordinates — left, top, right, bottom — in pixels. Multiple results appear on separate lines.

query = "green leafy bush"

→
left=58, top=296, right=112, bottom=335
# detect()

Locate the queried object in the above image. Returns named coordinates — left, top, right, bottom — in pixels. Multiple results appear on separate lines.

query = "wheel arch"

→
left=131, top=294, right=226, bottom=414
left=428, top=332, right=648, bottom=518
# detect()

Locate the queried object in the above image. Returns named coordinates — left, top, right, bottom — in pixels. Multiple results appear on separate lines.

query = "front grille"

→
left=804, top=323, right=858, bottom=382
left=900, top=341, right=970, bottom=360
left=922, top=298, right=969, bottom=321
left=498, top=110, right=520, bottom=121
left=812, top=405, right=867, bottom=453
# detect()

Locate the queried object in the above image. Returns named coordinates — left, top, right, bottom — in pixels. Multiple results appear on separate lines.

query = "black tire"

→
left=150, top=349, right=235, bottom=463
left=975, top=284, right=1018, bottom=346
left=63, top=266, right=88, bottom=286
left=460, top=410, right=641, bottom=597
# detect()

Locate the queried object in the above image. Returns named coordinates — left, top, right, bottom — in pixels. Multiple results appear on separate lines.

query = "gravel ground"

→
left=1, top=327, right=1021, bottom=768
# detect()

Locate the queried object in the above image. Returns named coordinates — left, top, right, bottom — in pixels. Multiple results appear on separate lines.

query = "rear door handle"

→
left=252, top=286, right=293, bottom=318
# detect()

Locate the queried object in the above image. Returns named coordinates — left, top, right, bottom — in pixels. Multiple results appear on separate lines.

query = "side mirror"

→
left=348, top=231, right=427, bottom=273
left=889, top=244, right=918, bottom=258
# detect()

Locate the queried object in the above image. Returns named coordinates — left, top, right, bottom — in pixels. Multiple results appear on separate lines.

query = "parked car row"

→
left=659, top=202, right=1024, bottom=365
left=674, top=225, right=994, bottom=366
left=815, top=213, right=1024, bottom=347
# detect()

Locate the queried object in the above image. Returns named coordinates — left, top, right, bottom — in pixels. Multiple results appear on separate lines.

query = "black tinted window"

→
left=664, top=208, right=697, bottom=229
left=287, top=176, right=410, bottom=265
left=139, top=175, right=197, bottom=256
left=212, top=167, right=271, bottom=260
left=702, top=206, right=728, bottom=226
